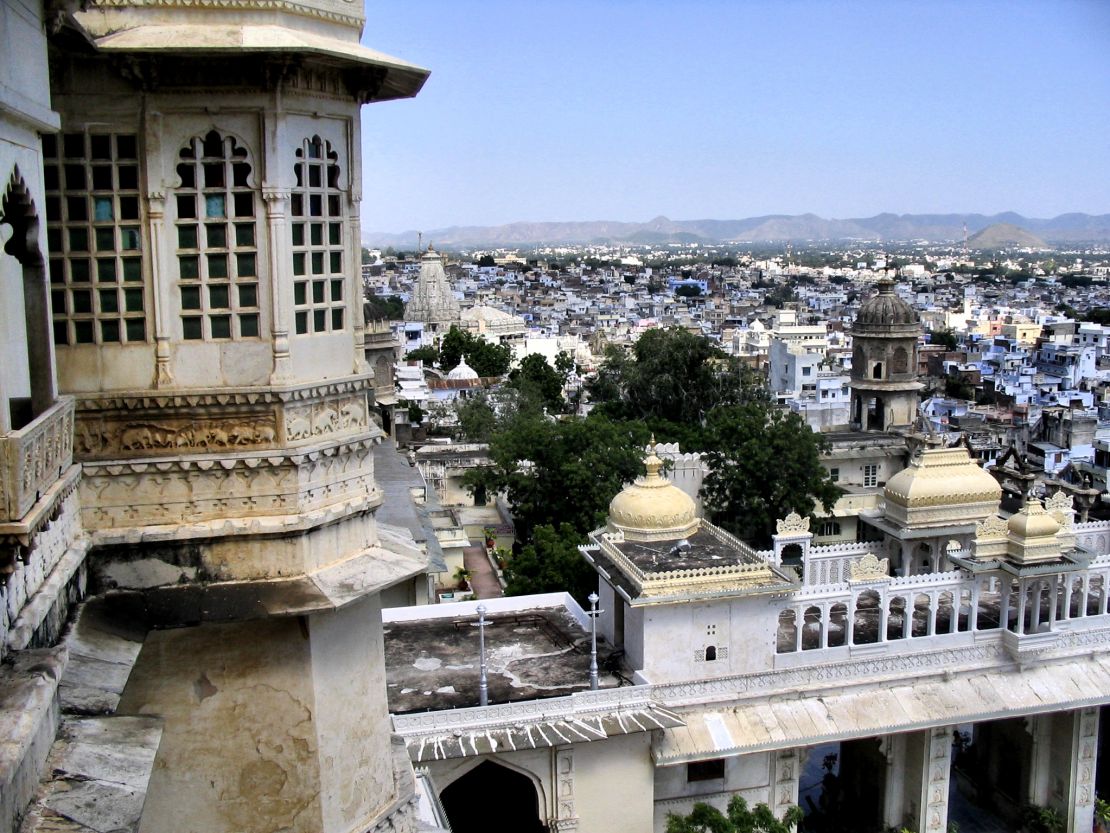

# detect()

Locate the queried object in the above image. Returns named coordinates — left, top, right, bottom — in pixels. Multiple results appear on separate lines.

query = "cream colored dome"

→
left=608, top=448, right=700, bottom=542
left=447, top=358, right=479, bottom=380
left=885, top=446, right=1001, bottom=508
left=1007, top=500, right=1061, bottom=539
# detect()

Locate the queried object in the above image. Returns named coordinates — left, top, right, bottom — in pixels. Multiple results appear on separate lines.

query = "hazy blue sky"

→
left=359, top=0, right=1110, bottom=234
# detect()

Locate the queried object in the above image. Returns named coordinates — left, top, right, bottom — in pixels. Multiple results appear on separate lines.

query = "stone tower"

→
left=403, top=246, right=460, bottom=335
left=39, top=2, right=431, bottom=831
left=849, top=278, right=922, bottom=432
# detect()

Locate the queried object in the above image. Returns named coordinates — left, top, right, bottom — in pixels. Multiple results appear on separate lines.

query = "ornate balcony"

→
left=0, top=397, right=75, bottom=523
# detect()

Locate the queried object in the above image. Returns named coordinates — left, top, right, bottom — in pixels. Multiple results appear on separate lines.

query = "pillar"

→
left=1068, top=708, right=1099, bottom=833
left=969, top=581, right=980, bottom=631
left=918, top=726, right=952, bottom=833
left=772, top=749, right=800, bottom=821
left=551, top=746, right=578, bottom=832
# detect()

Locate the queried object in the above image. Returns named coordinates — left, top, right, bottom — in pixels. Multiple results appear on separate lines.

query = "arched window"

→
left=704, top=645, right=717, bottom=661
left=892, top=345, right=909, bottom=374
left=174, top=130, right=259, bottom=341
left=291, top=136, right=345, bottom=335
left=872, top=361, right=883, bottom=379
left=44, top=132, right=147, bottom=345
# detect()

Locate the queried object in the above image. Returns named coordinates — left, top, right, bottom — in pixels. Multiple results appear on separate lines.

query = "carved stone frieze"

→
left=776, top=512, right=810, bottom=534
left=849, top=553, right=890, bottom=582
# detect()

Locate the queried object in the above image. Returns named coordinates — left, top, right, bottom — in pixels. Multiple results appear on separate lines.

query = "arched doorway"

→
left=441, top=760, right=545, bottom=833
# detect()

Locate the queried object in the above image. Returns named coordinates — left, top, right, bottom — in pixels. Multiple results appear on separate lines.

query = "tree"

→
left=503, top=523, right=595, bottom=600
left=477, top=254, right=497, bottom=267
left=455, top=392, right=497, bottom=443
left=931, top=328, right=959, bottom=351
left=404, top=345, right=439, bottom=364
left=700, top=402, right=841, bottom=548
left=438, top=326, right=512, bottom=377
left=675, top=284, right=703, bottom=298
left=364, top=293, right=405, bottom=321
left=465, top=414, right=647, bottom=545
left=508, top=353, right=566, bottom=413
left=665, top=796, right=803, bottom=833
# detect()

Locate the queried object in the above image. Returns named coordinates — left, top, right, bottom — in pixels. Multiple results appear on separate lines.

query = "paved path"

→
left=464, top=545, right=503, bottom=599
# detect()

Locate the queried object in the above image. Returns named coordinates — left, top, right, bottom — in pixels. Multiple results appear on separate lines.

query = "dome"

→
left=855, top=279, right=919, bottom=327
left=883, top=446, right=1001, bottom=528
left=607, top=448, right=700, bottom=542
left=748, top=319, right=765, bottom=332
left=1007, top=500, right=1061, bottom=539
left=447, top=358, right=479, bottom=381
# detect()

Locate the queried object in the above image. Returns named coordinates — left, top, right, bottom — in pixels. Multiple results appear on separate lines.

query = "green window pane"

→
left=236, top=253, right=256, bottom=277
left=69, top=227, right=89, bottom=252
left=206, top=224, right=227, bottom=248
left=71, top=290, right=92, bottom=313
left=74, top=320, right=95, bottom=343
left=331, top=308, right=344, bottom=331
left=210, top=315, right=231, bottom=339
left=329, top=223, right=341, bottom=245
left=99, top=289, right=119, bottom=313
left=310, top=224, right=323, bottom=246
left=205, top=194, right=226, bottom=218
left=330, top=279, right=343, bottom=301
left=313, top=309, right=326, bottom=332
left=124, top=288, right=144, bottom=312
left=238, top=283, right=257, bottom=308
left=292, top=223, right=305, bottom=246
left=329, top=251, right=341, bottom=273
left=95, top=228, right=114, bottom=251
left=180, top=286, right=201, bottom=310
left=208, top=285, right=230, bottom=309
left=179, top=255, right=199, bottom=280
left=293, top=253, right=305, bottom=276
left=178, top=225, right=197, bottom=248
left=70, top=259, right=90, bottom=283
left=121, top=228, right=141, bottom=251
left=122, top=258, right=142, bottom=282
left=207, top=254, right=228, bottom=279
left=125, top=318, right=146, bottom=342
left=295, top=311, right=308, bottom=334
left=311, top=252, right=324, bottom=274
left=235, top=223, right=255, bottom=247
left=182, top=316, right=203, bottom=340
left=312, top=281, right=325, bottom=304
left=294, top=282, right=307, bottom=305
left=239, top=314, right=259, bottom=338
left=100, top=320, right=120, bottom=342
left=97, top=259, right=117, bottom=283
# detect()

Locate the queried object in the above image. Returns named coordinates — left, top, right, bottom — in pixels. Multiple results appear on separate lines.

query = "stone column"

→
left=263, top=189, right=293, bottom=383
left=772, top=749, right=800, bottom=820
left=1026, top=715, right=1052, bottom=806
left=142, top=109, right=173, bottom=388
left=969, top=581, right=980, bottom=631
left=551, top=746, right=578, bottom=831
left=1068, top=708, right=1099, bottom=833
left=878, top=597, right=888, bottom=643
left=21, top=259, right=55, bottom=416
left=919, top=726, right=952, bottom=833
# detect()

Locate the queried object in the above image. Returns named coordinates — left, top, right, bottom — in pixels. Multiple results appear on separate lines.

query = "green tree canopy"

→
left=455, top=392, right=497, bottom=443
left=700, top=401, right=841, bottom=547
left=503, top=523, right=596, bottom=600
left=665, top=796, right=803, bottom=833
left=438, top=326, right=513, bottom=377
left=364, top=293, right=405, bottom=321
left=508, top=353, right=567, bottom=413
left=403, top=345, right=439, bottom=364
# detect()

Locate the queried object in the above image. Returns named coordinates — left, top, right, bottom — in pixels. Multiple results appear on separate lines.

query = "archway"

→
left=441, top=760, right=545, bottom=833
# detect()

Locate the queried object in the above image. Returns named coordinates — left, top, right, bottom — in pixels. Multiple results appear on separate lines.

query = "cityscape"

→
left=3, top=3, right=1110, bottom=833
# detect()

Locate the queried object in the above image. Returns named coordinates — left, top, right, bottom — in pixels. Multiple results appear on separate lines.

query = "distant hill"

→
left=364, top=212, right=1110, bottom=248
left=966, top=223, right=1048, bottom=249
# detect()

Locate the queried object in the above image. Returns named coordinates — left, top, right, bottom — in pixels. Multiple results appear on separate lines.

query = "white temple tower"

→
left=403, top=246, right=460, bottom=336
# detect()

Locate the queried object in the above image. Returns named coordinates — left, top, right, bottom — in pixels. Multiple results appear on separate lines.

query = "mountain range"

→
left=363, top=212, right=1110, bottom=249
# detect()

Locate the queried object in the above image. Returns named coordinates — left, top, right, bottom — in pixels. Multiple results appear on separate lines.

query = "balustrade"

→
left=0, top=397, right=74, bottom=522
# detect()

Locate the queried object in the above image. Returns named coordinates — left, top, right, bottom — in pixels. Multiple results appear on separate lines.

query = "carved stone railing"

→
left=392, top=684, right=658, bottom=735
left=0, top=397, right=74, bottom=522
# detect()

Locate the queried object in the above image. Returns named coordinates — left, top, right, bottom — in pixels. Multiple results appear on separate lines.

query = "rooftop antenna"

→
left=417, top=231, right=423, bottom=253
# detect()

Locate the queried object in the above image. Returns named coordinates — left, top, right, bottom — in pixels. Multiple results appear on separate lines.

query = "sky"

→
left=359, top=0, right=1110, bottom=235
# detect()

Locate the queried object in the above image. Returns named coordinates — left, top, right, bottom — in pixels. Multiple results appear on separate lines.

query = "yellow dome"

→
left=884, top=446, right=1002, bottom=508
left=1007, top=500, right=1061, bottom=539
left=608, top=448, right=700, bottom=542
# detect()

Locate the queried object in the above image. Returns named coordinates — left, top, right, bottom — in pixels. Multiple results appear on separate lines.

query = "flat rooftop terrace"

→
left=384, top=597, right=621, bottom=714
left=614, top=528, right=762, bottom=574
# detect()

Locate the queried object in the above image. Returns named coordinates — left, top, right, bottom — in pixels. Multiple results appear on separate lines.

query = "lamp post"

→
left=476, top=604, right=489, bottom=707
left=587, top=592, right=601, bottom=690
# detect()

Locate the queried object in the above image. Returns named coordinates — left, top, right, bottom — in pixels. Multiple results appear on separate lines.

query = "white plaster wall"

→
left=309, top=594, right=398, bottom=833
left=575, top=733, right=655, bottom=832
left=653, top=752, right=773, bottom=832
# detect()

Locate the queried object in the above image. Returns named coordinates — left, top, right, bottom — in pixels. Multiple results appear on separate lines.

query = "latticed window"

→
left=174, top=131, right=260, bottom=340
left=44, top=132, right=147, bottom=345
left=291, top=136, right=344, bottom=335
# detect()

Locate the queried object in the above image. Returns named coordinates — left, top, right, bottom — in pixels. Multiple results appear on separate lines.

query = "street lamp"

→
left=587, top=592, right=603, bottom=690
left=476, top=604, right=489, bottom=707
